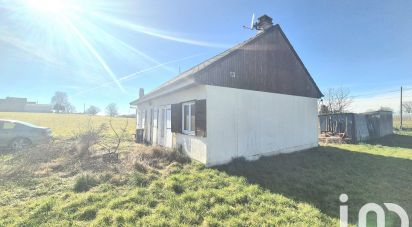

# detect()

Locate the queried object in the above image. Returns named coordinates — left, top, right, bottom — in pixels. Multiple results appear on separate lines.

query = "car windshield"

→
left=16, top=121, right=39, bottom=128
left=0, top=120, right=39, bottom=128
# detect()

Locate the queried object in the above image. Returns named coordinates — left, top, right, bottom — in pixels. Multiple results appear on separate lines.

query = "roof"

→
left=130, top=28, right=269, bottom=106
left=130, top=24, right=323, bottom=105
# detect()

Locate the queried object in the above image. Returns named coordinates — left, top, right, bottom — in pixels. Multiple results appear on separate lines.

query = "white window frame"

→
left=182, top=101, right=195, bottom=135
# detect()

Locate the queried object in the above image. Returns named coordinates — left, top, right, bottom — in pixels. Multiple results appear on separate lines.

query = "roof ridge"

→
left=131, top=26, right=277, bottom=104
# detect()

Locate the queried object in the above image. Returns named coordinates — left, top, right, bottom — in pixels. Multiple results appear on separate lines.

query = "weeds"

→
left=130, top=171, right=149, bottom=187
left=131, top=146, right=190, bottom=170
left=73, top=174, right=99, bottom=192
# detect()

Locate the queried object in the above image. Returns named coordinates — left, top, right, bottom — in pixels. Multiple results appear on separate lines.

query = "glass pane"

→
left=160, top=109, right=164, bottom=137
left=184, top=105, right=189, bottom=131
left=166, top=109, right=171, bottom=129
left=191, top=104, right=195, bottom=132
left=3, top=122, right=15, bottom=129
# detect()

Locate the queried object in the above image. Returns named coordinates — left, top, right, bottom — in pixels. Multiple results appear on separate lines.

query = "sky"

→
left=0, top=0, right=411, bottom=114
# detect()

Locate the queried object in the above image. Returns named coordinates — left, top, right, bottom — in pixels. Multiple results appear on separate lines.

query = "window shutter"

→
left=195, top=99, right=207, bottom=137
left=171, top=103, right=182, bottom=133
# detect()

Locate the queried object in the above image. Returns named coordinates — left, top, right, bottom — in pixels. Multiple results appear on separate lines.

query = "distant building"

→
left=0, top=97, right=52, bottom=113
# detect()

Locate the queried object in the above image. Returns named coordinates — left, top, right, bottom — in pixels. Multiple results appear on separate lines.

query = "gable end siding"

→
left=194, top=25, right=322, bottom=98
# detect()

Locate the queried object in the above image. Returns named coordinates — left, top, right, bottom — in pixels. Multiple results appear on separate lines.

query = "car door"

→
left=0, top=122, right=17, bottom=146
left=0, top=122, right=5, bottom=147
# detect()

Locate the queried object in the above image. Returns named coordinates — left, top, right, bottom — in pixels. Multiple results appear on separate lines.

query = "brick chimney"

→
left=257, top=15, right=273, bottom=31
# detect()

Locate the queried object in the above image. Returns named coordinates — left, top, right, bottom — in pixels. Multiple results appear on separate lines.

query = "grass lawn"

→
left=0, top=112, right=411, bottom=226
left=0, top=112, right=136, bottom=138
left=219, top=133, right=412, bottom=226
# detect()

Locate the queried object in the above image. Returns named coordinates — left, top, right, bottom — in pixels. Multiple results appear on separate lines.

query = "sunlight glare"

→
left=26, top=0, right=73, bottom=14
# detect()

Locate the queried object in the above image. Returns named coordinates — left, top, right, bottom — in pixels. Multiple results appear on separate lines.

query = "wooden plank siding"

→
left=194, top=25, right=322, bottom=99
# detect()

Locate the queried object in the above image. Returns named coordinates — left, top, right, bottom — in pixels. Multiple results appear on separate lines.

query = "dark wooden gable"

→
left=194, top=25, right=323, bottom=98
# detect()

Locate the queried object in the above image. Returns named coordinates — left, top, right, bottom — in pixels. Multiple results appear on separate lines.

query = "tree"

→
left=86, top=105, right=100, bottom=115
left=403, top=101, right=412, bottom=113
left=105, top=103, right=118, bottom=117
left=66, top=103, right=77, bottom=114
left=51, top=91, right=75, bottom=113
left=319, top=104, right=330, bottom=114
left=322, top=88, right=353, bottom=114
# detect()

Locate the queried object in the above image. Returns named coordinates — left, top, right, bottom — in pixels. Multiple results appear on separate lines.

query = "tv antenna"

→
left=243, top=13, right=257, bottom=30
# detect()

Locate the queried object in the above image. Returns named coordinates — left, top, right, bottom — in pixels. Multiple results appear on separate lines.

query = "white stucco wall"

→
left=206, top=85, right=319, bottom=166
left=136, top=85, right=208, bottom=164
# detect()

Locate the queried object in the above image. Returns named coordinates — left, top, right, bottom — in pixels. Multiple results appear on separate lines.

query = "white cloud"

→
left=351, top=89, right=412, bottom=113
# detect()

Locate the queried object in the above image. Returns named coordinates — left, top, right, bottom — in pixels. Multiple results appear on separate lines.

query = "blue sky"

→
left=0, top=0, right=411, bottom=114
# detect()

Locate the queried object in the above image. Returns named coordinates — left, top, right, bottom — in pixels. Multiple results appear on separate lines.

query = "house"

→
left=130, top=15, right=323, bottom=166
left=0, top=97, right=52, bottom=113
left=319, top=110, right=393, bottom=143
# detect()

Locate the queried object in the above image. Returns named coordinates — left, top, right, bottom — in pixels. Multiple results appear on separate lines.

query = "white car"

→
left=0, top=119, right=52, bottom=150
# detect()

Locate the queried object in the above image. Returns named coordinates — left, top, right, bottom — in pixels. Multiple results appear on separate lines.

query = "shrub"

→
left=165, top=180, right=184, bottom=194
left=130, top=172, right=149, bottom=187
left=73, top=174, right=99, bottom=192
left=171, top=183, right=184, bottom=194
left=133, top=161, right=149, bottom=173
left=136, top=147, right=190, bottom=169
left=78, top=207, right=97, bottom=221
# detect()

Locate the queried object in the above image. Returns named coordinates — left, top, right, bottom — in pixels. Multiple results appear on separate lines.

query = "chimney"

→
left=256, top=15, right=273, bottom=31
left=139, top=88, right=144, bottom=99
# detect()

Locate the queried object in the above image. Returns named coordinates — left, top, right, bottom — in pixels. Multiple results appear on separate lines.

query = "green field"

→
left=1, top=112, right=411, bottom=226
left=0, top=112, right=136, bottom=137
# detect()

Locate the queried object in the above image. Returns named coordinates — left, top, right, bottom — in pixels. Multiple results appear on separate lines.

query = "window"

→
left=182, top=102, right=195, bottom=135
left=2, top=122, right=15, bottom=130
left=160, top=108, right=165, bottom=137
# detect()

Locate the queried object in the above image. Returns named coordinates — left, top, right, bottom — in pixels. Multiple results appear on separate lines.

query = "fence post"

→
left=400, top=86, right=403, bottom=130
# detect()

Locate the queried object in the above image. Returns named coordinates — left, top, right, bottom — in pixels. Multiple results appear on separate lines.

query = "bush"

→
left=73, top=175, right=99, bottom=192
left=171, top=183, right=184, bottom=194
left=165, top=179, right=184, bottom=194
left=133, top=162, right=149, bottom=173
left=78, top=207, right=97, bottom=221
left=130, top=172, right=149, bottom=187
left=136, top=147, right=190, bottom=169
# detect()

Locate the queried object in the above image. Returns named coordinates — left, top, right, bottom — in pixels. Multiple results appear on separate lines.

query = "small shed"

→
left=319, top=111, right=393, bottom=143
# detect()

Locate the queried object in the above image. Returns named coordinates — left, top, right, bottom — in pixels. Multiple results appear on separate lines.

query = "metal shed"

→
left=319, top=111, right=393, bottom=143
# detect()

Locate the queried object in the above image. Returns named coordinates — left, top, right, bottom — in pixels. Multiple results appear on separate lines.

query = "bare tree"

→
left=98, top=119, right=129, bottom=158
left=66, top=103, right=77, bottom=114
left=319, top=104, right=330, bottom=114
left=322, top=87, right=353, bottom=114
left=72, top=117, right=107, bottom=158
left=86, top=105, right=100, bottom=115
left=51, top=91, right=75, bottom=113
left=403, top=101, right=412, bottom=113
left=105, top=103, right=118, bottom=117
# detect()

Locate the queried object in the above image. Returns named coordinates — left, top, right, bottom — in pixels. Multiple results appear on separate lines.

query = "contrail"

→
left=70, top=53, right=203, bottom=97
left=0, top=32, right=61, bottom=66
left=63, top=17, right=125, bottom=92
left=74, top=18, right=176, bottom=73
left=91, top=12, right=230, bottom=49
